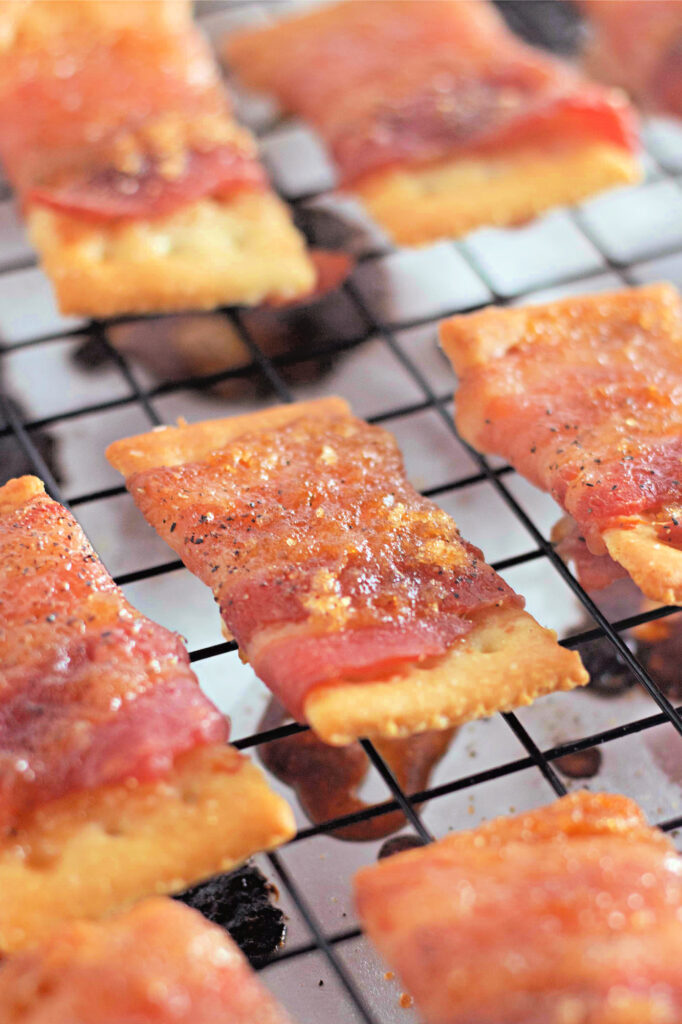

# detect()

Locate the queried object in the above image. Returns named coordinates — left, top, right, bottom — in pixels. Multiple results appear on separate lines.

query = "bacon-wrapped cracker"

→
left=0, top=897, right=295, bottom=1023
left=441, top=283, right=682, bottom=604
left=356, top=790, right=682, bottom=1024
left=580, top=0, right=682, bottom=120
left=106, top=397, right=586, bottom=746
left=225, top=0, right=639, bottom=246
left=0, top=1, right=314, bottom=316
left=0, top=476, right=294, bottom=953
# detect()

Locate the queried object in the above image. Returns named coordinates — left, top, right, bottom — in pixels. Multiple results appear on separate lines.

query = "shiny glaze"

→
left=130, top=413, right=520, bottom=720
left=227, top=0, right=637, bottom=186
left=0, top=486, right=227, bottom=834
left=0, top=9, right=265, bottom=219
left=356, top=791, right=682, bottom=1024
left=259, top=699, right=455, bottom=840
left=0, top=898, right=293, bottom=1023
left=455, top=287, right=682, bottom=554
left=177, top=862, right=287, bottom=966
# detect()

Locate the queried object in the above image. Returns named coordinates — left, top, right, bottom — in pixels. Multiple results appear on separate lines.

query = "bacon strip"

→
left=0, top=476, right=227, bottom=833
left=356, top=791, right=682, bottom=1024
left=580, top=0, right=682, bottom=119
left=108, top=400, right=521, bottom=724
left=0, top=897, right=295, bottom=1023
left=0, top=2, right=267, bottom=221
left=225, top=0, right=638, bottom=188
left=551, top=515, right=629, bottom=591
left=441, top=284, right=682, bottom=599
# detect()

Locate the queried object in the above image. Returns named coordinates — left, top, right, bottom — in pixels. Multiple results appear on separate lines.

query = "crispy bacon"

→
left=226, top=0, right=637, bottom=187
left=355, top=791, right=682, bottom=1024
left=0, top=897, right=294, bottom=1023
left=123, top=411, right=521, bottom=722
left=580, top=0, right=682, bottom=119
left=0, top=5, right=267, bottom=221
left=441, top=284, right=682, bottom=565
left=0, top=479, right=227, bottom=832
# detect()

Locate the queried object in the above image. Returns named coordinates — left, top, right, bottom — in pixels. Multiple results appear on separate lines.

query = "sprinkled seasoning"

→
left=127, top=411, right=522, bottom=719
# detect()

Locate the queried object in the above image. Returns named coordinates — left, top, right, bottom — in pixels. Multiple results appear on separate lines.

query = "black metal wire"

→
left=2, top=3, right=682, bottom=1017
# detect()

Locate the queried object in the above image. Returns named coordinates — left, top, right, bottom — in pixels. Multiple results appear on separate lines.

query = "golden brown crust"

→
left=0, top=475, right=45, bottom=516
left=27, top=192, right=315, bottom=317
left=0, top=0, right=190, bottom=52
left=354, top=142, right=639, bottom=246
left=0, top=743, right=295, bottom=953
left=108, top=399, right=587, bottom=745
left=440, top=283, right=680, bottom=375
left=106, top=396, right=351, bottom=477
left=304, top=604, right=587, bottom=745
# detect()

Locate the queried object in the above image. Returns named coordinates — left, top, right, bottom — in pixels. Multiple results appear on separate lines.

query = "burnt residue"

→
left=293, top=206, right=359, bottom=252
left=580, top=635, right=636, bottom=697
left=636, top=612, right=682, bottom=701
left=554, top=747, right=602, bottom=779
left=577, top=594, right=682, bottom=702
left=259, top=700, right=455, bottom=842
left=70, top=333, right=111, bottom=371
left=93, top=290, right=367, bottom=401
left=175, top=862, right=286, bottom=966
left=378, top=834, right=429, bottom=859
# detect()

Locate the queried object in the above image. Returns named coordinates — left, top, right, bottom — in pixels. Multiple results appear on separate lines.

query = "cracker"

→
left=0, top=897, right=295, bottom=1022
left=28, top=192, right=315, bottom=317
left=305, top=604, right=587, bottom=746
left=354, top=791, right=681, bottom=1024
left=0, top=474, right=295, bottom=952
left=225, top=0, right=640, bottom=247
left=0, top=744, right=295, bottom=953
left=354, top=142, right=639, bottom=247
left=2, top=0, right=315, bottom=317
left=603, top=519, right=682, bottom=606
left=108, top=398, right=587, bottom=746
left=106, top=396, right=351, bottom=477
left=440, top=284, right=682, bottom=605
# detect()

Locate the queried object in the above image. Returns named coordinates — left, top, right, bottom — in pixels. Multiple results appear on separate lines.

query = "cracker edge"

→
left=0, top=744, right=296, bottom=953
left=107, top=402, right=586, bottom=745
left=603, top=521, right=682, bottom=605
left=354, top=142, right=640, bottom=247
left=0, top=475, right=45, bottom=516
left=304, top=604, right=587, bottom=746
left=27, top=191, right=316, bottom=317
left=106, top=396, right=352, bottom=476
left=439, top=282, right=678, bottom=374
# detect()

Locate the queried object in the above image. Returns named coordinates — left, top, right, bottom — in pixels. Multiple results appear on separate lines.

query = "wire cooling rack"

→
left=3, top=2, right=682, bottom=1021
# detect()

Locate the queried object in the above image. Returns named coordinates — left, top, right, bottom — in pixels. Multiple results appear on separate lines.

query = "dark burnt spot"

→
left=175, top=862, right=286, bottom=966
left=580, top=635, right=636, bottom=697
left=554, top=747, right=602, bottom=779
left=378, top=834, right=429, bottom=859
left=636, top=612, right=682, bottom=701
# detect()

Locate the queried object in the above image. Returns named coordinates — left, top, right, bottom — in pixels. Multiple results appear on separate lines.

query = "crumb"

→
left=384, top=971, right=394, bottom=981
left=400, top=993, right=413, bottom=1009
left=318, top=980, right=324, bottom=987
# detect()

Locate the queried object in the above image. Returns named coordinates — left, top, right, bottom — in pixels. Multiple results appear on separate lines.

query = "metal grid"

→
left=2, top=2, right=682, bottom=1020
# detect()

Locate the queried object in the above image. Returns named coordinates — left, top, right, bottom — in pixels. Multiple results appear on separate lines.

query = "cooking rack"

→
left=2, top=2, right=682, bottom=1021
